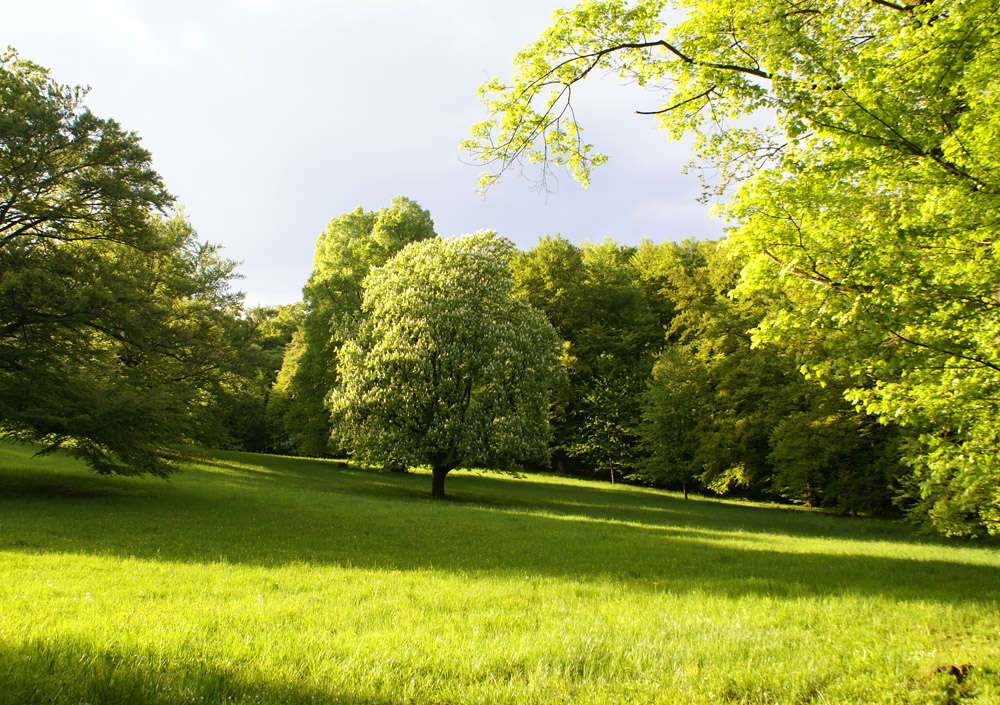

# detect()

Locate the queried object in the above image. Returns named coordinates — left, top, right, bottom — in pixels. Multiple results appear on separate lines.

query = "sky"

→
left=6, top=0, right=725, bottom=307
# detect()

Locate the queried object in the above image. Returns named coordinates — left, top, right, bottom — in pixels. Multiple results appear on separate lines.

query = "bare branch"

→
left=637, top=86, right=718, bottom=114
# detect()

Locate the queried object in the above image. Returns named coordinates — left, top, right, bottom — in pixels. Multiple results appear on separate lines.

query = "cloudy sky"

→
left=7, top=0, right=723, bottom=306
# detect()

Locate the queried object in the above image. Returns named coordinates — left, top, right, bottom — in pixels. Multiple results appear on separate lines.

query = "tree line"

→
left=255, top=210, right=904, bottom=518
left=5, top=0, right=999, bottom=541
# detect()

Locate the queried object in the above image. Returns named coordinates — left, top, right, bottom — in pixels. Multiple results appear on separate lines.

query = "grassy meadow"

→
left=1, top=442, right=998, bottom=704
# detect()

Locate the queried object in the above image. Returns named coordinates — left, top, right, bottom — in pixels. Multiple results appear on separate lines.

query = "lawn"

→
left=1, top=442, right=998, bottom=704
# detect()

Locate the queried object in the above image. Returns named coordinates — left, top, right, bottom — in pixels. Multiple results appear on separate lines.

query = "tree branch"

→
left=637, top=86, right=718, bottom=115
left=763, top=248, right=874, bottom=293
left=884, top=327, right=1000, bottom=373
left=870, top=0, right=909, bottom=12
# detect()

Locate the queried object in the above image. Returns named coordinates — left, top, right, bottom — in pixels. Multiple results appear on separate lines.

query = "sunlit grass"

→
left=1, top=442, right=998, bottom=704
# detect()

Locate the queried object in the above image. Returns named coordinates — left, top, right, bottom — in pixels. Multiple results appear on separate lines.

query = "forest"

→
left=261, top=205, right=904, bottom=516
left=0, top=45, right=909, bottom=521
left=4, top=0, right=1000, bottom=542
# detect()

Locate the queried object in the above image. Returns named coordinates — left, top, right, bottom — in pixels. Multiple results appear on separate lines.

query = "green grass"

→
left=1, top=442, right=998, bottom=704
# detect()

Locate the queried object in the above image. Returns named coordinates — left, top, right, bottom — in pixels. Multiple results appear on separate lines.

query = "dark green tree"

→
left=1, top=214, right=243, bottom=476
left=637, top=239, right=902, bottom=515
left=512, top=236, right=666, bottom=479
left=1, top=49, right=242, bottom=476
left=211, top=303, right=306, bottom=453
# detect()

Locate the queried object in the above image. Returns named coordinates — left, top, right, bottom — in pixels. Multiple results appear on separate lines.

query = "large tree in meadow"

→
left=1, top=49, right=242, bottom=476
left=330, top=231, right=562, bottom=498
left=466, top=0, right=1000, bottom=534
left=269, top=197, right=436, bottom=456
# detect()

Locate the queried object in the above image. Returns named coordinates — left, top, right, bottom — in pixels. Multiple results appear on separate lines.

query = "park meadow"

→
left=2, top=441, right=998, bottom=705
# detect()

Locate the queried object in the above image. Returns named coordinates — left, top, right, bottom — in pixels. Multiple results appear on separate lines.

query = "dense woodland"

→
left=4, top=0, right=1000, bottom=539
left=252, top=211, right=904, bottom=516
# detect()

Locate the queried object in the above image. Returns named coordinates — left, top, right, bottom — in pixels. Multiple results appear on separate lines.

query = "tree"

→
left=636, top=239, right=902, bottom=514
left=0, top=49, right=171, bottom=252
left=465, top=0, right=1000, bottom=534
left=330, top=231, right=562, bottom=498
left=271, top=197, right=436, bottom=457
left=211, top=303, right=306, bottom=453
left=1, top=49, right=243, bottom=475
left=1, top=212, right=243, bottom=476
left=511, top=236, right=667, bottom=478
left=637, top=344, right=706, bottom=498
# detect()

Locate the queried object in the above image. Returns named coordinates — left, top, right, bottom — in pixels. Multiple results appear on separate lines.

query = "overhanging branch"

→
left=763, top=248, right=874, bottom=293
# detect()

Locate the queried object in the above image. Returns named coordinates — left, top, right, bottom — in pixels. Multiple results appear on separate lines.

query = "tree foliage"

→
left=1, top=212, right=243, bottom=476
left=511, top=236, right=666, bottom=479
left=636, top=239, right=901, bottom=514
left=330, top=231, right=562, bottom=498
left=269, top=197, right=436, bottom=456
left=0, top=49, right=171, bottom=251
left=1, top=49, right=244, bottom=475
left=211, top=303, right=306, bottom=453
left=466, top=0, right=1000, bottom=534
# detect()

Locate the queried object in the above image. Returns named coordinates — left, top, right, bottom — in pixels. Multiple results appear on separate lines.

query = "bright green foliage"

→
left=270, top=197, right=436, bottom=456
left=0, top=50, right=241, bottom=475
left=330, top=231, right=562, bottom=497
left=466, top=0, right=1000, bottom=534
left=266, top=328, right=306, bottom=452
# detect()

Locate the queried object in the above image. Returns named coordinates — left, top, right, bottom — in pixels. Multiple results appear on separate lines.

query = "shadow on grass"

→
left=4, top=637, right=999, bottom=705
left=193, top=452, right=947, bottom=543
left=0, top=638, right=386, bottom=705
left=2, top=446, right=999, bottom=605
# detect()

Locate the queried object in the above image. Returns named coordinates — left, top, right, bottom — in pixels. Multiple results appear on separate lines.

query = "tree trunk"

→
left=683, top=483, right=688, bottom=500
left=431, top=467, right=448, bottom=498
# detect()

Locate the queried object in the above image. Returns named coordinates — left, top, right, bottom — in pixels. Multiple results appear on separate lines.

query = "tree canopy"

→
left=465, top=0, right=1000, bottom=535
left=1, top=49, right=243, bottom=476
left=635, top=238, right=901, bottom=513
left=330, top=231, right=562, bottom=498
left=268, top=197, right=436, bottom=456
left=511, top=236, right=666, bottom=479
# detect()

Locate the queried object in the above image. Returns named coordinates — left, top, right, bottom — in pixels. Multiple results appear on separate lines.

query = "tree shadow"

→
left=0, top=638, right=390, bottom=705
left=2, top=447, right=998, bottom=605
left=194, top=451, right=961, bottom=546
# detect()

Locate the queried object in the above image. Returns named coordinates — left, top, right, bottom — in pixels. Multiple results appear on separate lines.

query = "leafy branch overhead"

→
left=466, top=0, right=1000, bottom=535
